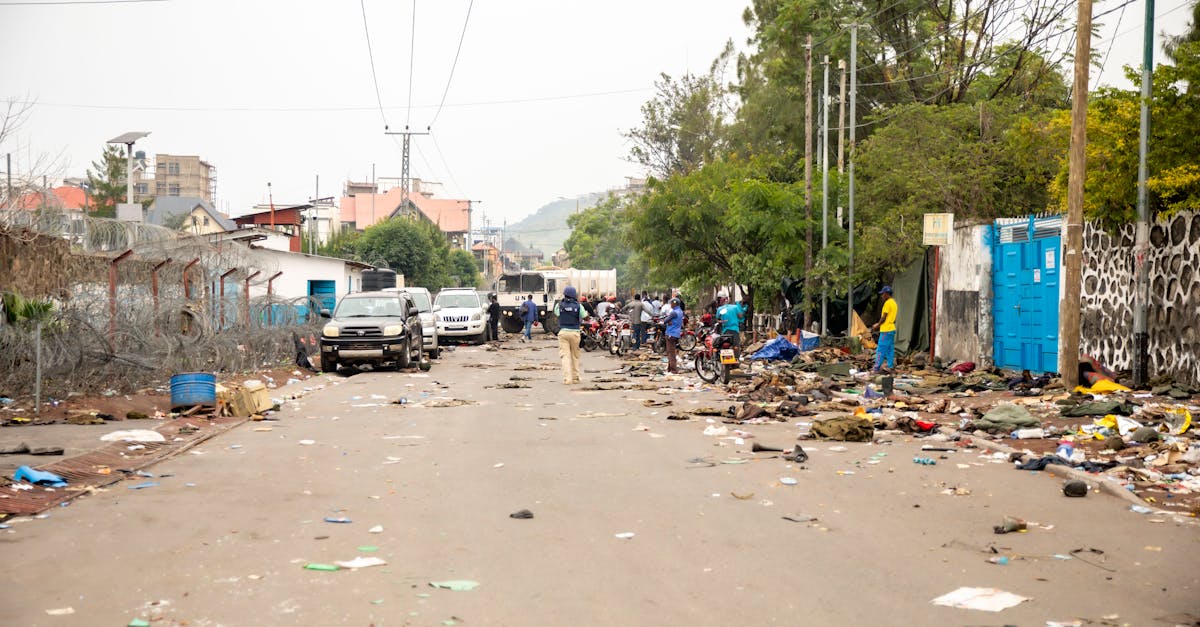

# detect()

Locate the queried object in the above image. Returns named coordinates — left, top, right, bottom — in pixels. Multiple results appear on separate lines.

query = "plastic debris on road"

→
left=614, top=532, right=635, bottom=539
left=930, top=586, right=1029, bottom=611
left=335, top=556, right=387, bottom=569
left=45, top=607, right=75, bottom=616
left=429, top=580, right=480, bottom=591
left=99, top=429, right=165, bottom=443
left=303, top=563, right=340, bottom=571
left=13, top=465, right=67, bottom=487
left=324, top=517, right=352, bottom=523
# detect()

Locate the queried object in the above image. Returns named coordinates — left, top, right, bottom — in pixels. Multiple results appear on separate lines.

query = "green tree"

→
left=1047, top=42, right=1200, bottom=227
left=85, top=145, right=128, bottom=218
left=353, top=218, right=437, bottom=288
left=624, top=43, right=734, bottom=178
left=447, top=248, right=481, bottom=288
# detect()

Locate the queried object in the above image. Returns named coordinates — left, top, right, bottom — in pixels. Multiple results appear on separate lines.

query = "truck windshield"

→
left=497, top=273, right=545, bottom=293
left=335, top=297, right=403, bottom=318
left=436, top=293, right=480, bottom=309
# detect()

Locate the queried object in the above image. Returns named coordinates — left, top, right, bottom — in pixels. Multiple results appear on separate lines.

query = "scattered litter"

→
left=298, top=440, right=315, bottom=446
left=782, top=515, right=818, bottom=523
left=369, top=525, right=383, bottom=533
left=429, top=580, right=480, bottom=591
left=930, top=586, right=1030, bottom=612
left=45, top=607, right=75, bottom=616
left=303, top=563, right=340, bottom=572
left=99, top=429, right=165, bottom=443
left=493, top=462, right=504, bottom=468
left=993, top=516, right=1027, bottom=534
left=127, top=481, right=159, bottom=490
left=510, top=509, right=534, bottom=519
left=324, top=517, right=352, bottom=524
left=1130, top=505, right=1154, bottom=514
left=614, top=532, right=635, bottom=539
left=128, top=619, right=151, bottom=627
left=13, top=466, right=67, bottom=487
left=779, top=477, right=798, bottom=486
left=335, top=556, right=387, bottom=569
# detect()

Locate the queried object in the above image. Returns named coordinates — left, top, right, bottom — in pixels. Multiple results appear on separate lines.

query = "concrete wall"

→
left=934, top=224, right=992, bottom=366
left=1080, top=211, right=1200, bottom=386
left=248, top=249, right=364, bottom=301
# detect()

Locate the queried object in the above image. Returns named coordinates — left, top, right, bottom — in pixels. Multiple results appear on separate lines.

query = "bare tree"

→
left=1, top=96, right=69, bottom=209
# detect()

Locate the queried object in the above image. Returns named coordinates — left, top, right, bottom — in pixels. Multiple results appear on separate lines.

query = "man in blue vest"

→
left=553, top=286, right=589, bottom=384
left=717, top=296, right=747, bottom=356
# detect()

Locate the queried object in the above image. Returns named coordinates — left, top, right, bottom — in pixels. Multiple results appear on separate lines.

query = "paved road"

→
left=2, top=336, right=1198, bottom=626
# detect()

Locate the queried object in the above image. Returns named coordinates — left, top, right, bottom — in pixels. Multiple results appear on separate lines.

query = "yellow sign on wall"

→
left=923, top=213, right=954, bottom=246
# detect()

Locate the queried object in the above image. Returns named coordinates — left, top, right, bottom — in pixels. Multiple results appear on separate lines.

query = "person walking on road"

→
left=554, top=286, right=589, bottom=384
left=486, top=294, right=501, bottom=341
left=665, top=297, right=684, bottom=374
left=871, top=286, right=898, bottom=373
left=520, top=294, right=537, bottom=342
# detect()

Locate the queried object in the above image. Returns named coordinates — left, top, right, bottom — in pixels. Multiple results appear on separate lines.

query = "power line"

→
left=406, top=0, right=417, bottom=127
left=358, top=0, right=389, bottom=128
left=430, top=0, right=474, bottom=128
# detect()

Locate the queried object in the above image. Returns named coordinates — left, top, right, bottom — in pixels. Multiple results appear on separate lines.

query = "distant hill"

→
left=505, top=192, right=609, bottom=257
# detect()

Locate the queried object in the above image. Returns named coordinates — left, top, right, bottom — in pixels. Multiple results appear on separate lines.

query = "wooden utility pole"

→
left=803, top=33, right=815, bottom=330
left=1060, top=0, right=1093, bottom=388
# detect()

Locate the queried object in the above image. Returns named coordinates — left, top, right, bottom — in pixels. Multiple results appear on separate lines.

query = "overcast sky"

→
left=0, top=0, right=1192, bottom=226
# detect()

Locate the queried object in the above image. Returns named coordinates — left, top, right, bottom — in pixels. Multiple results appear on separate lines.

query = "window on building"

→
left=168, top=162, right=180, bottom=175
left=156, top=183, right=166, bottom=194
left=135, top=183, right=148, bottom=194
left=203, top=216, right=209, bottom=226
left=169, top=184, right=180, bottom=196
left=192, top=216, right=199, bottom=226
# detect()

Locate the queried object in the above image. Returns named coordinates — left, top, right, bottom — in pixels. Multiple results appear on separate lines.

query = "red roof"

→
left=408, top=194, right=469, bottom=233
left=233, top=206, right=303, bottom=226
left=338, top=188, right=404, bottom=229
left=12, top=186, right=93, bottom=210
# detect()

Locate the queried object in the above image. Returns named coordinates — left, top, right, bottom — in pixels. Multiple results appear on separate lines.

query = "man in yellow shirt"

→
left=870, top=285, right=897, bottom=373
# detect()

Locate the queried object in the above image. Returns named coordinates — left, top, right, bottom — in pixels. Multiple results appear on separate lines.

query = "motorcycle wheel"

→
left=618, top=335, right=630, bottom=356
left=678, top=333, right=697, bottom=352
left=652, top=335, right=665, bottom=354
left=695, top=354, right=720, bottom=383
left=609, top=336, right=619, bottom=355
left=582, top=335, right=597, bottom=352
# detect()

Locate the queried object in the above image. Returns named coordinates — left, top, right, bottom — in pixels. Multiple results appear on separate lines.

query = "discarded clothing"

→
left=970, top=404, right=1040, bottom=432
left=949, top=361, right=976, bottom=374
left=810, top=416, right=874, bottom=442
left=13, top=465, right=67, bottom=487
left=1061, top=400, right=1132, bottom=417
left=1015, top=456, right=1118, bottom=473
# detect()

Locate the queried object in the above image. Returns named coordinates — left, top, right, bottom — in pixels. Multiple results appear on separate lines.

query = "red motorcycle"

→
left=694, top=327, right=739, bottom=384
left=581, top=318, right=602, bottom=352
left=651, top=312, right=697, bottom=353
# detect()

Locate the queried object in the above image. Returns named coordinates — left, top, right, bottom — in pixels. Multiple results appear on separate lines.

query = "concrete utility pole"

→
left=838, top=60, right=846, bottom=174
left=803, top=33, right=815, bottom=331
left=1060, top=0, right=1094, bottom=388
left=1133, top=0, right=1155, bottom=387
left=5, top=153, right=11, bottom=207
left=821, top=55, right=831, bottom=335
left=384, top=126, right=429, bottom=208
left=847, top=25, right=857, bottom=332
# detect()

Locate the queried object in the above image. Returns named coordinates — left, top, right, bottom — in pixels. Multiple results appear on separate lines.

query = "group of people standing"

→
left=553, top=288, right=687, bottom=382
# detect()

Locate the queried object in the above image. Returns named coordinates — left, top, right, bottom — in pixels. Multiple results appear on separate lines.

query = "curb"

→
left=937, top=426, right=1167, bottom=513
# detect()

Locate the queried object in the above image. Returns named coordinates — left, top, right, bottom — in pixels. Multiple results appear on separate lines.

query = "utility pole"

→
left=5, top=153, right=11, bottom=207
left=384, top=126, right=430, bottom=209
left=803, top=33, right=815, bottom=331
left=462, top=199, right=483, bottom=250
left=1060, top=0, right=1093, bottom=388
left=821, top=55, right=831, bottom=335
left=837, top=60, right=846, bottom=174
left=847, top=25, right=857, bottom=334
left=1132, top=0, right=1155, bottom=388
left=312, top=174, right=319, bottom=255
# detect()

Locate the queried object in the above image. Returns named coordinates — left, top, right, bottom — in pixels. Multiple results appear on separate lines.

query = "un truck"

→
left=493, top=268, right=617, bottom=335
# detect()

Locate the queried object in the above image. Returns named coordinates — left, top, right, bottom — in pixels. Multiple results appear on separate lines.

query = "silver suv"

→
left=434, top=288, right=486, bottom=345
left=396, top=287, right=440, bottom=358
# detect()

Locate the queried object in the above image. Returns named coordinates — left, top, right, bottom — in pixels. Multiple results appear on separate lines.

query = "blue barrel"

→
left=170, top=373, right=217, bottom=409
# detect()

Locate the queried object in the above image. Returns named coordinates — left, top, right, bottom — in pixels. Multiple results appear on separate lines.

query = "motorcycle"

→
left=581, top=318, right=601, bottom=352
left=607, top=315, right=632, bottom=356
left=694, top=327, right=740, bottom=385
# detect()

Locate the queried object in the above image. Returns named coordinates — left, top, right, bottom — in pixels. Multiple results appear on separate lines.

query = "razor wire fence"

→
left=0, top=209, right=325, bottom=398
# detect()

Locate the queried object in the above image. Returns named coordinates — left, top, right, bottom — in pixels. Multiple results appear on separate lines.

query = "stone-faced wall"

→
left=1080, top=212, right=1200, bottom=386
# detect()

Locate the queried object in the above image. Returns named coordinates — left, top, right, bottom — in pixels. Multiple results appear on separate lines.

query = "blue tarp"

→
left=749, top=336, right=799, bottom=362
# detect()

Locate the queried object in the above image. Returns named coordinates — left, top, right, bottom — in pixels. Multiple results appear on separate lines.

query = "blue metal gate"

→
left=991, top=216, right=1061, bottom=373
left=307, top=280, right=337, bottom=315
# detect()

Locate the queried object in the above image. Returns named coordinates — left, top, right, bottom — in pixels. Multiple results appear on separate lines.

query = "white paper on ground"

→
left=930, top=587, right=1029, bottom=612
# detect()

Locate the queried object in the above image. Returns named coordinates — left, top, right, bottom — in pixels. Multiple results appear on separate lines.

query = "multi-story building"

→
left=151, top=154, right=216, bottom=203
